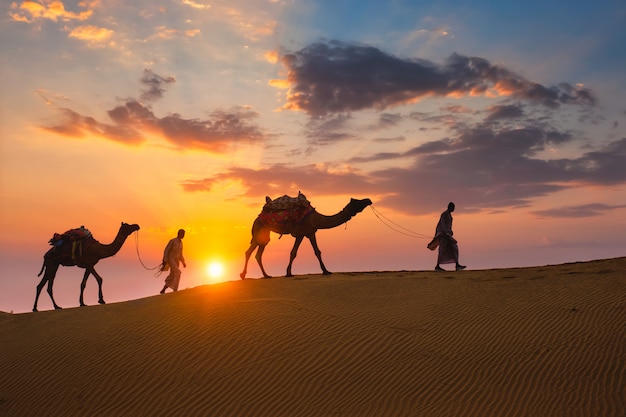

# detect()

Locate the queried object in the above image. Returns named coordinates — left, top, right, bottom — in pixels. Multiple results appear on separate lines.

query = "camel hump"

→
left=263, top=192, right=310, bottom=211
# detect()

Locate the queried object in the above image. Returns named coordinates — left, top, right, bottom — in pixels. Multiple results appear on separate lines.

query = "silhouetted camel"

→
left=240, top=198, right=372, bottom=279
left=33, top=222, right=140, bottom=312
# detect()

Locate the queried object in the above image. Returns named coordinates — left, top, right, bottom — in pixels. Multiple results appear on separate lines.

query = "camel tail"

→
left=37, top=260, right=45, bottom=277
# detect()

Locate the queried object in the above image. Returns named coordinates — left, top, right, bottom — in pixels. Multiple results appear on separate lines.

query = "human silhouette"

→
left=160, top=229, right=186, bottom=293
left=429, top=202, right=466, bottom=271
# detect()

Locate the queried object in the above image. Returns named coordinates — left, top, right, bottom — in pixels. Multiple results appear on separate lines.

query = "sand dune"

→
left=2, top=257, right=624, bottom=417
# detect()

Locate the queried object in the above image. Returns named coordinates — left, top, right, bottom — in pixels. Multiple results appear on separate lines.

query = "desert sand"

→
left=1, top=257, right=624, bottom=417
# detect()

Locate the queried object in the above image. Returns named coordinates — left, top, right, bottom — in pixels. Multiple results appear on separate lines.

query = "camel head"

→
left=120, top=222, right=141, bottom=236
left=345, top=198, right=373, bottom=216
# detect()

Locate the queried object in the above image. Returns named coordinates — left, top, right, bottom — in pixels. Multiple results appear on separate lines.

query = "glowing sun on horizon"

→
left=206, top=261, right=225, bottom=281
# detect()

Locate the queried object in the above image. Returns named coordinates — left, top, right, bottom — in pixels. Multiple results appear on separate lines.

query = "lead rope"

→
left=369, top=205, right=431, bottom=239
left=134, top=231, right=165, bottom=277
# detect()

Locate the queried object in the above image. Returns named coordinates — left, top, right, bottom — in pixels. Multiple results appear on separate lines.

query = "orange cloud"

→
left=10, top=0, right=95, bottom=23
left=69, top=25, right=113, bottom=42
left=269, top=79, right=290, bottom=89
left=185, top=29, right=201, bottom=38
left=264, top=50, right=279, bottom=64
left=182, top=0, right=210, bottom=9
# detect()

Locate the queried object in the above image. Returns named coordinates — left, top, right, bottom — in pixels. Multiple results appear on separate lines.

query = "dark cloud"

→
left=184, top=127, right=626, bottom=216
left=277, top=40, right=596, bottom=116
left=43, top=107, right=144, bottom=144
left=139, top=69, right=176, bottom=102
left=531, top=203, right=626, bottom=218
left=377, top=113, right=403, bottom=128
left=371, top=133, right=626, bottom=214
left=43, top=71, right=269, bottom=151
left=307, top=113, right=352, bottom=130
left=181, top=164, right=375, bottom=198
left=304, top=113, right=357, bottom=145
left=373, top=136, right=405, bottom=143
left=485, top=104, right=524, bottom=121
left=563, top=137, right=626, bottom=184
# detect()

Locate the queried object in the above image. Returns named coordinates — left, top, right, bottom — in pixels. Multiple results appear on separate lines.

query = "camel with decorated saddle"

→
left=240, top=193, right=372, bottom=279
left=33, top=222, right=140, bottom=312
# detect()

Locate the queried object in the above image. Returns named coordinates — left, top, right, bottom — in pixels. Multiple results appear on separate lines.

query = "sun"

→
left=206, top=261, right=225, bottom=280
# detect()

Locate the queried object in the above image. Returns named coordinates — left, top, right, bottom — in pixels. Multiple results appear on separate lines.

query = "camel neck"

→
left=315, top=209, right=353, bottom=230
left=97, top=229, right=131, bottom=259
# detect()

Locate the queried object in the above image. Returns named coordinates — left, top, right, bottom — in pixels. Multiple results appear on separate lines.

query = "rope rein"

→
left=133, top=231, right=165, bottom=277
left=369, top=205, right=431, bottom=239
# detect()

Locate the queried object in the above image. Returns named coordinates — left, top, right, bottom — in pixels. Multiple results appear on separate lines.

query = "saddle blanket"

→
left=48, top=226, right=92, bottom=246
left=263, top=192, right=310, bottom=211
left=258, top=205, right=314, bottom=230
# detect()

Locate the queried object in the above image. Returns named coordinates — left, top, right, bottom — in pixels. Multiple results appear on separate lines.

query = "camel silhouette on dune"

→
left=33, top=222, right=140, bottom=312
left=240, top=197, right=372, bottom=279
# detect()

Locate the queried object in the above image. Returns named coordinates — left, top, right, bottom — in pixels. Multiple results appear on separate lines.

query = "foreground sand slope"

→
left=2, top=258, right=624, bottom=417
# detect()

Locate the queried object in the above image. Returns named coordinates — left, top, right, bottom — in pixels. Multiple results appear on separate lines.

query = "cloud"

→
left=273, top=40, right=596, bottom=116
left=485, top=104, right=524, bottom=122
left=140, top=69, right=176, bottom=102
left=150, top=26, right=201, bottom=41
left=181, top=164, right=375, bottom=198
left=42, top=107, right=143, bottom=144
left=42, top=70, right=270, bottom=152
left=530, top=203, right=626, bottom=218
left=10, top=0, right=96, bottom=23
left=68, top=25, right=113, bottom=44
left=182, top=124, right=626, bottom=215
left=564, top=137, right=626, bottom=184
left=370, top=133, right=626, bottom=214
left=372, top=113, right=403, bottom=130
left=181, top=0, right=210, bottom=10
left=170, top=39, right=618, bottom=215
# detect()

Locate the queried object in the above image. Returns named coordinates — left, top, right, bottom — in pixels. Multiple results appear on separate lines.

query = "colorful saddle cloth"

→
left=262, top=192, right=310, bottom=211
left=48, top=226, right=92, bottom=246
left=258, top=193, right=314, bottom=233
left=47, top=226, right=93, bottom=261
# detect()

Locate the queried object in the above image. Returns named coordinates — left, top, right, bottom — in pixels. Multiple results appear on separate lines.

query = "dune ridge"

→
left=2, top=258, right=624, bottom=416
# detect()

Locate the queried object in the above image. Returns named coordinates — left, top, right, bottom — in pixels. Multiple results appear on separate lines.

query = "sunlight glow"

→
left=206, top=261, right=225, bottom=280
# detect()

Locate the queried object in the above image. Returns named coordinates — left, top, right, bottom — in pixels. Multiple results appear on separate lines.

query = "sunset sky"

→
left=1, top=0, right=625, bottom=313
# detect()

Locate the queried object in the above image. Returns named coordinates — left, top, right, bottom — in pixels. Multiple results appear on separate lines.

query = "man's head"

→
left=177, top=229, right=186, bottom=239
left=448, top=202, right=455, bottom=212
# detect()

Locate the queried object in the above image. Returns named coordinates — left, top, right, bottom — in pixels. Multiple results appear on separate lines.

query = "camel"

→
left=33, top=222, right=140, bottom=312
left=240, top=197, right=372, bottom=279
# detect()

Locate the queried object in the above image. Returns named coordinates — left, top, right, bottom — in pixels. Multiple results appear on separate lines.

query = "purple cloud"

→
left=277, top=40, right=596, bottom=116
left=42, top=70, right=270, bottom=152
left=531, top=203, right=626, bottom=218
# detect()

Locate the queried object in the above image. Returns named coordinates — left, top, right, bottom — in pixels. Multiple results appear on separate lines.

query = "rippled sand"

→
left=2, top=257, right=624, bottom=416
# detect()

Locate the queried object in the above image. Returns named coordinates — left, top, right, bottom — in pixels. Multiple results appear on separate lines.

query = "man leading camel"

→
left=432, top=202, right=466, bottom=272
left=160, top=229, right=186, bottom=294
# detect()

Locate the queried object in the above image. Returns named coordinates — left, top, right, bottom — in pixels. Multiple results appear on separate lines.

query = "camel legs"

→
left=241, top=242, right=272, bottom=279
left=255, top=245, right=272, bottom=278
left=33, top=263, right=62, bottom=312
left=241, top=222, right=272, bottom=279
left=79, top=267, right=106, bottom=307
left=240, top=242, right=256, bottom=279
left=286, top=236, right=303, bottom=277
left=286, top=234, right=331, bottom=277
left=309, top=234, right=331, bottom=275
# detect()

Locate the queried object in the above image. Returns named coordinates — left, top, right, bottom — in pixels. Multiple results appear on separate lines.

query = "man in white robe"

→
left=160, top=229, right=186, bottom=293
left=433, top=202, right=466, bottom=271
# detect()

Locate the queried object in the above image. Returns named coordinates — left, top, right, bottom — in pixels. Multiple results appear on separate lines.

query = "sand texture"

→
left=2, top=257, right=625, bottom=416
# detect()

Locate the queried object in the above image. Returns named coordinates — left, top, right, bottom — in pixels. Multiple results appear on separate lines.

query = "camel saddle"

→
left=48, top=226, right=92, bottom=246
left=258, top=193, right=314, bottom=234
left=47, top=226, right=94, bottom=261
left=262, top=192, right=310, bottom=211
